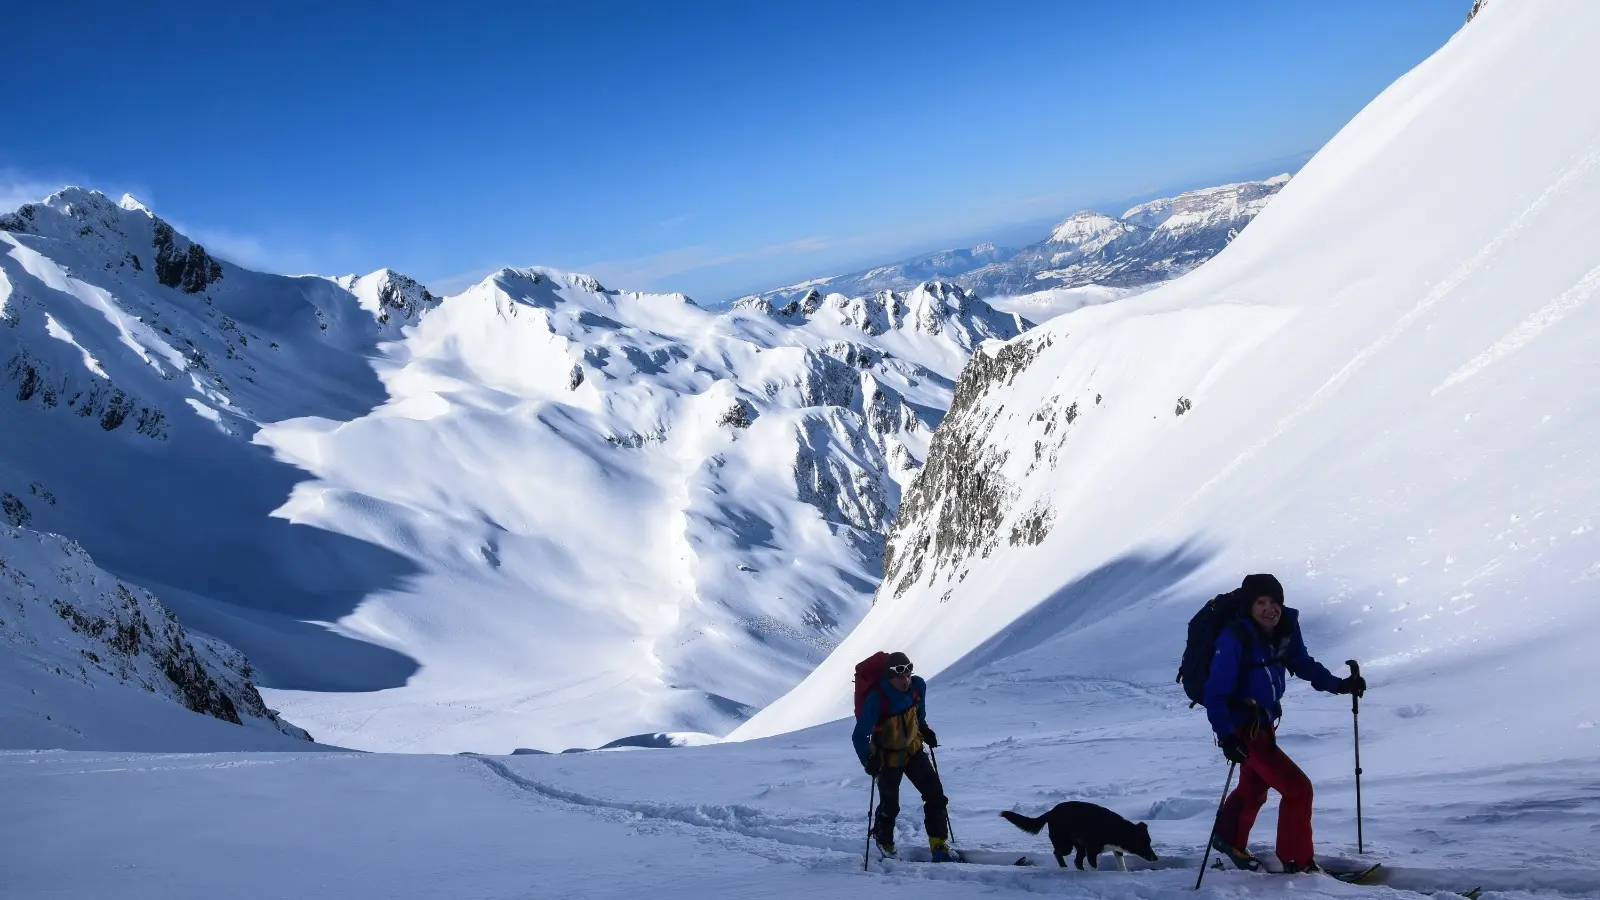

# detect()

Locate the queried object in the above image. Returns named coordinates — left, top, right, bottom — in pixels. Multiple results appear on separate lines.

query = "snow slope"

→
left=737, top=0, right=1600, bottom=778
left=7, top=7, right=1600, bottom=899
left=0, top=193, right=1024, bottom=752
left=8, top=678, right=1600, bottom=899
left=0, top=524, right=312, bottom=750
left=255, top=274, right=1024, bottom=752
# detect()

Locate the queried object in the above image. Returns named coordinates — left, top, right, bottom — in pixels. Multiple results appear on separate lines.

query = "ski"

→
left=1319, top=863, right=1482, bottom=899
left=1324, top=863, right=1383, bottom=884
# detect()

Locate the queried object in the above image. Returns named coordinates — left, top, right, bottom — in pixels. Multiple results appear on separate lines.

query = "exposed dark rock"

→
left=884, top=334, right=1053, bottom=595
left=151, top=220, right=223, bottom=293
left=1008, top=499, right=1054, bottom=547
left=4, top=528, right=310, bottom=739
left=2, top=493, right=30, bottom=527
left=0, top=203, right=38, bottom=233
left=717, top=399, right=755, bottom=429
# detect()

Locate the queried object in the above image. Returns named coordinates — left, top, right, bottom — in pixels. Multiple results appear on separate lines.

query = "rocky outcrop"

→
left=5, top=350, right=168, bottom=439
left=883, top=333, right=1053, bottom=596
left=151, top=221, right=224, bottom=294
left=0, top=525, right=310, bottom=740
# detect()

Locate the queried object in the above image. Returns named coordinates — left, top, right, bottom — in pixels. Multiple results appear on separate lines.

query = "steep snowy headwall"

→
left=737, top=0, right=1600, bottom=763
left=253, top=272, right=1024, bottom=752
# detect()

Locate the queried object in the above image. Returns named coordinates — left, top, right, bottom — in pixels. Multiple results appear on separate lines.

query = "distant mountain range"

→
left=747, top=174, right=1290, bottom=307
left=0, top=187, right=1023, bottom=751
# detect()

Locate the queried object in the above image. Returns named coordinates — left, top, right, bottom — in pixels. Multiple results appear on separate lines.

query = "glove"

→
left=921, top=726, right=938, bottom=748
left=1337, top=675, right=1367, bottom=697
left=1219, top=733, right=1250, bottom=765
left=864, top=756, right=881, bottom=776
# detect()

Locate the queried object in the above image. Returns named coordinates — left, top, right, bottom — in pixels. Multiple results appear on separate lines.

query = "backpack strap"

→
left=871, top=681, right=922, bottom=732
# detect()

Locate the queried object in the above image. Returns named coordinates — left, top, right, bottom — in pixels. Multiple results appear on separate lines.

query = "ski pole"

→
left=929, top=745, right=956, bottom=847
left=864, top=774, right=877, bottom=871
left=1346, top=659, right=1364, bottom=855
left=1194, top=761, right=1236, bottom=891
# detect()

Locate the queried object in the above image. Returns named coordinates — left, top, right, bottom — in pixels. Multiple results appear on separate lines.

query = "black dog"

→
left=1000, top=801, right=1159, bottom=870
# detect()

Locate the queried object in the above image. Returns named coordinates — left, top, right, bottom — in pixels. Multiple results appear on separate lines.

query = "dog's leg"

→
left=1115, top=850, right=1127, bottom=872
left=1074, top=847, right=1086, bottom=870
left=1054, top=853, right=1068, bottom=869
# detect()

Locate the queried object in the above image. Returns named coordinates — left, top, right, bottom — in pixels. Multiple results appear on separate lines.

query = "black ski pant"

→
left=874, top=749, right=948, bottom=842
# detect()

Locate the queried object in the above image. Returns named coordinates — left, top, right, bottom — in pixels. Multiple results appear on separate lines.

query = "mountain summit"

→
left=0, top=192, right=1024, bottom=751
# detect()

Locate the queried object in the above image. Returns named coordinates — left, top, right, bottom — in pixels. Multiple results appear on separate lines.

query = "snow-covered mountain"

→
left=738, top=0, right=1600, bottom=776
left=749, top=175, right=1290, bottom=315
left=0, top=190, right=1024, bottom=752
left=0, top=524, right=312, bottom=749
left=18, top=7, right=1600, bottom=900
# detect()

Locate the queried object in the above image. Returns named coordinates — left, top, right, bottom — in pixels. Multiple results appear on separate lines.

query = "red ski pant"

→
left=1218, top=726, right=1314, bottom=866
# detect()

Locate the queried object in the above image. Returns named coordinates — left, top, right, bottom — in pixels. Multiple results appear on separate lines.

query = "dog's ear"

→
left=1139, top=822, right=1149, bottom=833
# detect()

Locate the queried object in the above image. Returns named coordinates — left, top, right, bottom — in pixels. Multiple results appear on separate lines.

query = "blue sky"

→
left=5, top=1, right=1466, bottom=300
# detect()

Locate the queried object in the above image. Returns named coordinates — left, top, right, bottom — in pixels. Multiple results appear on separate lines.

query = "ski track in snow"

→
left=1433, top=259, right=1600, bottom=393
left=1177, top=132, right=1600, bottom=523
left=465, top=752, right=1600, bottom=899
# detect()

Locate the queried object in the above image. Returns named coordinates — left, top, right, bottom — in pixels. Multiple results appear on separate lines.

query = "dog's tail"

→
left=999, top=810, right=1048, bottom=835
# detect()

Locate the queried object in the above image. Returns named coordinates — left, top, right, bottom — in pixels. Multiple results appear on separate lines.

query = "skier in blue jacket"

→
left=853, top=652, right=952, bottom=861
left=1203, top=574, right=1365, bottom=874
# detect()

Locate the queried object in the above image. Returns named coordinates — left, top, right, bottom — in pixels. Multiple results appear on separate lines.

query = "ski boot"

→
left=929, top=836, right=957, bottom=863
left=1282, top=859, right=1322, bottom=875
left=1209, top=833, right=1263, bottom=871
left=870, top=824, right=897, bottom=858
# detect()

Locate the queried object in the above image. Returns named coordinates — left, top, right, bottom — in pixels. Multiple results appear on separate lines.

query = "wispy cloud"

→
left=0, top=170, right=65, bottom=212
left=134, top=213, right=321, bottom=276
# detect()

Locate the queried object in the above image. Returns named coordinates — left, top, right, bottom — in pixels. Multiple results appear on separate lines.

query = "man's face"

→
left=887, top=660, right=913, bottom=692
left=1249, top=595, right=1282, bottom=630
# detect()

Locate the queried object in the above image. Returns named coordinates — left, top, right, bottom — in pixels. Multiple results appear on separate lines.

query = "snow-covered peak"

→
left=1120, top=174, right=1290, bottom=231
left=738, top=0, right=1600, bottom=765
left=750, top=176, right=1288, bottom=305
left=1047, top=210, right=1128, bottom=245
left=118, top=193, right=153, bottom=215
left=0, top=194, right=1029, bottom=751
left=333, top=268, right=439, bottom=326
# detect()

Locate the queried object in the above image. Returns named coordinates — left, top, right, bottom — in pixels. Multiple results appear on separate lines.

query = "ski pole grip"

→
left=1346, top=659, right=1361, bottom=711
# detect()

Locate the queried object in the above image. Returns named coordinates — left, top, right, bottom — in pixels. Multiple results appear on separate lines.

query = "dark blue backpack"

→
left=1177, top=591, right=1249, bottom=707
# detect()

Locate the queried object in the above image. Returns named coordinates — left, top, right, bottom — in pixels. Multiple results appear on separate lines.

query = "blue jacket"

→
left=1203, top=607, right=1341, bottom=738
left=852, top=675, right=927, bottom=764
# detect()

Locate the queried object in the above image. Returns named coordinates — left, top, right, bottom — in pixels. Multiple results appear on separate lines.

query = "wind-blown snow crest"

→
left=737, top=0, right=1600, bottom=766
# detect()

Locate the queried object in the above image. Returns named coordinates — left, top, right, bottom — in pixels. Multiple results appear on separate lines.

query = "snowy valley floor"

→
left=7, top=657, right=1598, bottom=900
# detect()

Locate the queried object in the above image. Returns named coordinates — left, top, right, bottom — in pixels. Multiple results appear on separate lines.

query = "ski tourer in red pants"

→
left=1201, top=574, right=1365, bottom=873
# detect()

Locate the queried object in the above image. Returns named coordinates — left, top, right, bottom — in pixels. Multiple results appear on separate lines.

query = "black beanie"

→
left=885, top=651, right=912, bottom=669
left=1240, top=574, right=1285, bottom=605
